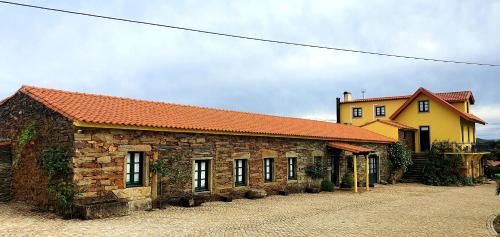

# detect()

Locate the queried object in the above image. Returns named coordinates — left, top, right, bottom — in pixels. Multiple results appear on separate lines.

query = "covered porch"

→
left=327, top=142, right=378, bottom=193
left=444, top=152, right=490, bottom=178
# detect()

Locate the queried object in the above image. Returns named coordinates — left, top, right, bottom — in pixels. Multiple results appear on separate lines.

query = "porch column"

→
left=365, top=154, right=369, bottom=191
left=353, top=155, right=358, bottom=193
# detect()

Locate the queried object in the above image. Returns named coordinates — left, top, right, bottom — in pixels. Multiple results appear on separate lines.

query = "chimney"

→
left=343, top=91, right=352, bottom=102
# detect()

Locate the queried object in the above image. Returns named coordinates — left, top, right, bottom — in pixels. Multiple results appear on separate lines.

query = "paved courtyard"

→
left=0, top=183, right=499, bottom=237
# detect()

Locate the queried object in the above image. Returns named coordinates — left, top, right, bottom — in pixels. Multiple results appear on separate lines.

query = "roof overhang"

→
left=73, top=121, right=395, bottom=144
left=328, top=142, right=375, bottom=154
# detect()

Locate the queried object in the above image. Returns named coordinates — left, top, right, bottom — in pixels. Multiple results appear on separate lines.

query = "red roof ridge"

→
left=341, top=89, right=474, bottom=104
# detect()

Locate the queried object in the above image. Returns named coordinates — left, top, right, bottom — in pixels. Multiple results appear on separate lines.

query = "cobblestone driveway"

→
left=0, top=183, right=499, bottom=237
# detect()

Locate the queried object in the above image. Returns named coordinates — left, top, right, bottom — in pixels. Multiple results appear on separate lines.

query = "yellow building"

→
left=337, top=87, right=486, bottom=153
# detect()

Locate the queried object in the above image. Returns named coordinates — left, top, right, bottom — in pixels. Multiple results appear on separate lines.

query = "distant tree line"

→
left=476, top=138, right=500, bottom=161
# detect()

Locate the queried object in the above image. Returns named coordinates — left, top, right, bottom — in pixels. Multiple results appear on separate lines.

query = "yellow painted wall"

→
left=393, top=94, right=462, bottom=152
left=460, top=120, right=476, bottom=144
left=339, top=99, right=406, bottom=125
left=361, top=122, right=399, bottom=140
left=451, top=101, right=467, bottom=113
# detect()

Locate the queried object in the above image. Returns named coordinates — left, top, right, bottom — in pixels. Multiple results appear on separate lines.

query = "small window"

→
left=352, top=108, right=362, bottom=118
left=194, top=160, right=210, bottom=192
left=313, top=156, right=323, bottom=165
left=466, top=102, right=470, bottom=113
left=264, top=158, right=274, bottom=182
left=234, top=159, right=248, bottom=186
left=288, top=157, right=297, bottom=180
left=418, top=100, right=430, bottom=112
left=375, top=106, right=386, bottom=116
left=126, top=152, right=143, bottom=188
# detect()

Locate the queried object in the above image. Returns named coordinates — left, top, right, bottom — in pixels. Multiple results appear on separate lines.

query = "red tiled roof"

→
left=389, top=88, right=486, bottom=125
left=341, top=91, right=474, bottom=104
left=361, top=119, right=417, bottom=130
left=8, top=86, right=395, bottom=143
left=328, top=142, right=375, bottom=154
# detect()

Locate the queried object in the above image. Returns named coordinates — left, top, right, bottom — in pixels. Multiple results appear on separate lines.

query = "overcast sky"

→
left=1, top=1, right=499, bottom=138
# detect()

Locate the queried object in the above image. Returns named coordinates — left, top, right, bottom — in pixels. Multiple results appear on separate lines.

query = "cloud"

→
left=0, top=0, right=499, bottom=138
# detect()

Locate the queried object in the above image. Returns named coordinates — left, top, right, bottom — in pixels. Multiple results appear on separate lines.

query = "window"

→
left=352, top=108, right=362, bottom=118
left=234, top=159, right=248, bottom=186
left=466, top=102, right=470, bottom=113
left=288, top=157, right=297, bottom=180
left=194, top=160, right=210, bottom=192
left=313, top=156, right=323, bottom=165
left=263, top=158, right=274, bottom=182
left=418, top=100, right=430, bottom=112
left=375, top=106, right=386, bottom=116
left=126, top=152, right=143, bottom=188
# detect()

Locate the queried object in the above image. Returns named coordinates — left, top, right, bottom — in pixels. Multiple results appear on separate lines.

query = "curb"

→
left=487, top=214, right=499, bottom=236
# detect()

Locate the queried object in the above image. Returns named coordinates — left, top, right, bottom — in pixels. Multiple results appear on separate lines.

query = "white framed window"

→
left=126, top=152, right=143, bottom=188
left=194, top=160, right=210, bottom=192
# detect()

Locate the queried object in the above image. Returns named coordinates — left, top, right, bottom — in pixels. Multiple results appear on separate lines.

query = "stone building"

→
left=0, top=86, right=394, bottom=214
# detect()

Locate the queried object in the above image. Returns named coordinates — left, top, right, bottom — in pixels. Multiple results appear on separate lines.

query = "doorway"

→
left=419, top=126, right=430, bottom=152
left=330, top=153, right=340, bottom=186
left=0, top=146, right=12, bottom=202
left=368, top=154, right=378, bottom=186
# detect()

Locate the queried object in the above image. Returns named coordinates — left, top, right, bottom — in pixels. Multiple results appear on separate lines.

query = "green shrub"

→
left=388, top=142, right=413, bottom=182
left=39, top=147, right=72, bottom=177
left=305, top=162, right=327, bottom=180
left=39, top=146, right=80, bottom=218
left=340, top=174, right=354, bottom=189
left=422, top=141, right=466, bottom=186
left=320, top=180, right=335, bottom=192
left=464, top=177, right=474, bottom=186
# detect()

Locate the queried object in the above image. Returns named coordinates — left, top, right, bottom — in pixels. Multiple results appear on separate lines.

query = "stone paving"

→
left=0, top=183, right=499, bottom=237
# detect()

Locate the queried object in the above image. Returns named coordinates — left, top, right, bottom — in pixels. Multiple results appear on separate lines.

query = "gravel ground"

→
left=0, top=183, right=499, bottom=237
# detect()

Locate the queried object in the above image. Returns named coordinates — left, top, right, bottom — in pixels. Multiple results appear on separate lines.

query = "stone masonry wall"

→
left=336, top=142, right=390, bottom=187
left=0, top=92, right=75, bottom=205
left=74, top=127, right=390, bottom=201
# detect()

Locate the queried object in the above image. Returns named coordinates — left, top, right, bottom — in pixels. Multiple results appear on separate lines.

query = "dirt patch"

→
left=494, top=215, right=500, bottom=234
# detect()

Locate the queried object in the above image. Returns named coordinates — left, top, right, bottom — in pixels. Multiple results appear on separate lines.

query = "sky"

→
left=0, top=0, right=499, bottom=138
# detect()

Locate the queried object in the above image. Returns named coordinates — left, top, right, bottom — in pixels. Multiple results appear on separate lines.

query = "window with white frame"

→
left=194, top=160, right=210, bottom=192
left=418, top=100, right=430, bottom=112
left=126, top=152, right=143, bottom=188
left=375, top=106, right=386, bottom=116
left=352, top=107, right=362, bottom=118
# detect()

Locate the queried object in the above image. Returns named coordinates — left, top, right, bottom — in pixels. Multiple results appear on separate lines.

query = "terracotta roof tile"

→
left=342, top=91, right=474, bottom=104
left=361, top=119, right=417, bottom=130
left=12, top=86, right=395, bottom=143
left=328, top=142, right=375, bottom=154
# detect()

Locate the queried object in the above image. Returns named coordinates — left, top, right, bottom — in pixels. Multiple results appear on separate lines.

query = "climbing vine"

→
left=388, top=142, right=413, bottom=181
left=14, top=122, right=39, bottom=167
left=150, top=155, right=191, bottom=194
left=39, top=146, right=80, bottom=218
